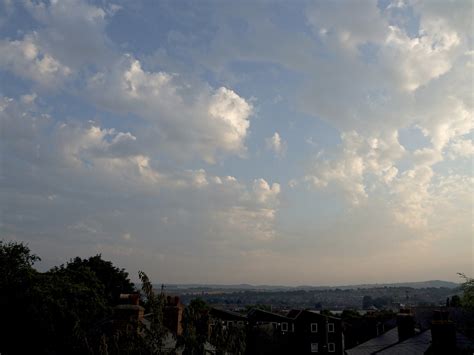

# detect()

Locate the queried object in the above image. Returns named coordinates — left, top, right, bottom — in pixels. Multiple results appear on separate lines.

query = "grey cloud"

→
left=24, top=0, right=115, bottom=68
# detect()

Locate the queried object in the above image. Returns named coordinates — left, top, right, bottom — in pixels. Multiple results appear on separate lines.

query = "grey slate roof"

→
left=307, top=309, right=343, bottom=321
left=247, top=308, right=292, bottom=322
left=346, top=328, right=399, bottom=355
left=377, top=330, right=431, bottom=355
left=286, top=309, right=302, bottom=319
left=210, top=307, right=248, bottom=321
left=456, top=331, right=474, bottom=351
left=347, top=328, right=474, bottom=355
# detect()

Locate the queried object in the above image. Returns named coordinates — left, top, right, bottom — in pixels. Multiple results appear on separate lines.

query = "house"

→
left=246, top=308, right=295, bottom=354
left=247, top=308, right=294, bottom=333
left=290, top=310, right=345, bottom=354
left=206, top=307, right=347, bottom=354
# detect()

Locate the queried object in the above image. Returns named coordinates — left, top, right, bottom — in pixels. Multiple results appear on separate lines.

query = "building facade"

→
left=291, top=310, right=344, bottom=354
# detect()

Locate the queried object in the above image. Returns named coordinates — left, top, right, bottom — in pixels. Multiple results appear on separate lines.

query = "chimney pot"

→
left=397, top=309, right=415, bottom=341
left=431, top=310, right=456, bottom=355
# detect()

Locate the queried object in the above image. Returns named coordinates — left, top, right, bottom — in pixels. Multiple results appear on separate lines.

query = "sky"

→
left=0, top=0, right=472, bottom=286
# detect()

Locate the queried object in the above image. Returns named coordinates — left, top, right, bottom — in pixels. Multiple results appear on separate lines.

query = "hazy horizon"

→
left=145, top=279, right=460, bottom=288
left=1, top=0, right=472, bottom=286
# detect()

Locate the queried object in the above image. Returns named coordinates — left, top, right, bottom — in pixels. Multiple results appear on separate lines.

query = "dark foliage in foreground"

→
left=176, top=298, right=209, bottom=354
left=0, top=241, right=136, bottom=354
left=0, top=240, right=242, bottom=354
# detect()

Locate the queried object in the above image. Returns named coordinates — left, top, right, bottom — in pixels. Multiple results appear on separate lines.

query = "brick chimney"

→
left=397, top=308, right=415, bottom=341
left=114, top=293, right=144, bottom=331
left=163, top=295, right=184, bottom=335
left=431, top=310, right=456, bottom=355
left=119, top=293, right=140, bottom=305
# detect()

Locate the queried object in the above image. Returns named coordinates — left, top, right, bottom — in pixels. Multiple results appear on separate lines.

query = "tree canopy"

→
left=0, top=241, right=137, bottom=355
left=459, top=273, right=474, bottom=310
left=177, top=298, right=210, bottom=354
left=56, top=254, right=135, bottom=303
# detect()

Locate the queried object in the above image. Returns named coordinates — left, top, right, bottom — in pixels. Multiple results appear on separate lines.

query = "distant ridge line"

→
left=151, top=280, right=459, bottom=291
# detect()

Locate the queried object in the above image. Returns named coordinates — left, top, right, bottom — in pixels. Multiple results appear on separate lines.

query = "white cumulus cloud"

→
left=87, top=56, right=253, bottom=162
left=265, top=132, right=287, bottom=157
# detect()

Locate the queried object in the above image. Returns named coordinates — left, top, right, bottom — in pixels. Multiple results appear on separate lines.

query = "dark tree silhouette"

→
left=0, top=241, right=41, bottom=354
left=210, top=321, right=246, bottom=355
left=177, top=298, right=210, bottom=354
left=459, top=273, right=474, bottom=310
left=137, top=270, right=168, bottom=353
left=58, top=254, right=135, bottom=303
left=0, top=240, right=140, bottom=355
left=450, top=295, right=462, bottom=307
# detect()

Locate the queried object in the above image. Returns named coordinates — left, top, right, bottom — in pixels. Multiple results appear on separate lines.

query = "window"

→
left=311, top=323, right=318, bottom=332
left=328, top=343, right=335, bottom=352
left=328, top=323, right=335, bottom=332
left=281, top=322, right=288, bottom=332
left=310, top=343, right=318, bottom=353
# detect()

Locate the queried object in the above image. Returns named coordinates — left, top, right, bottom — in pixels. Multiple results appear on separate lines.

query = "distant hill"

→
left=154, top=280, right=459, bottom=292
left=333, top=280, right=460, bottom=290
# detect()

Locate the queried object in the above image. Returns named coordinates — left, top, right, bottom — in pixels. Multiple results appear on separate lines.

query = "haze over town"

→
left=0, top=0, right=472, bottom=286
